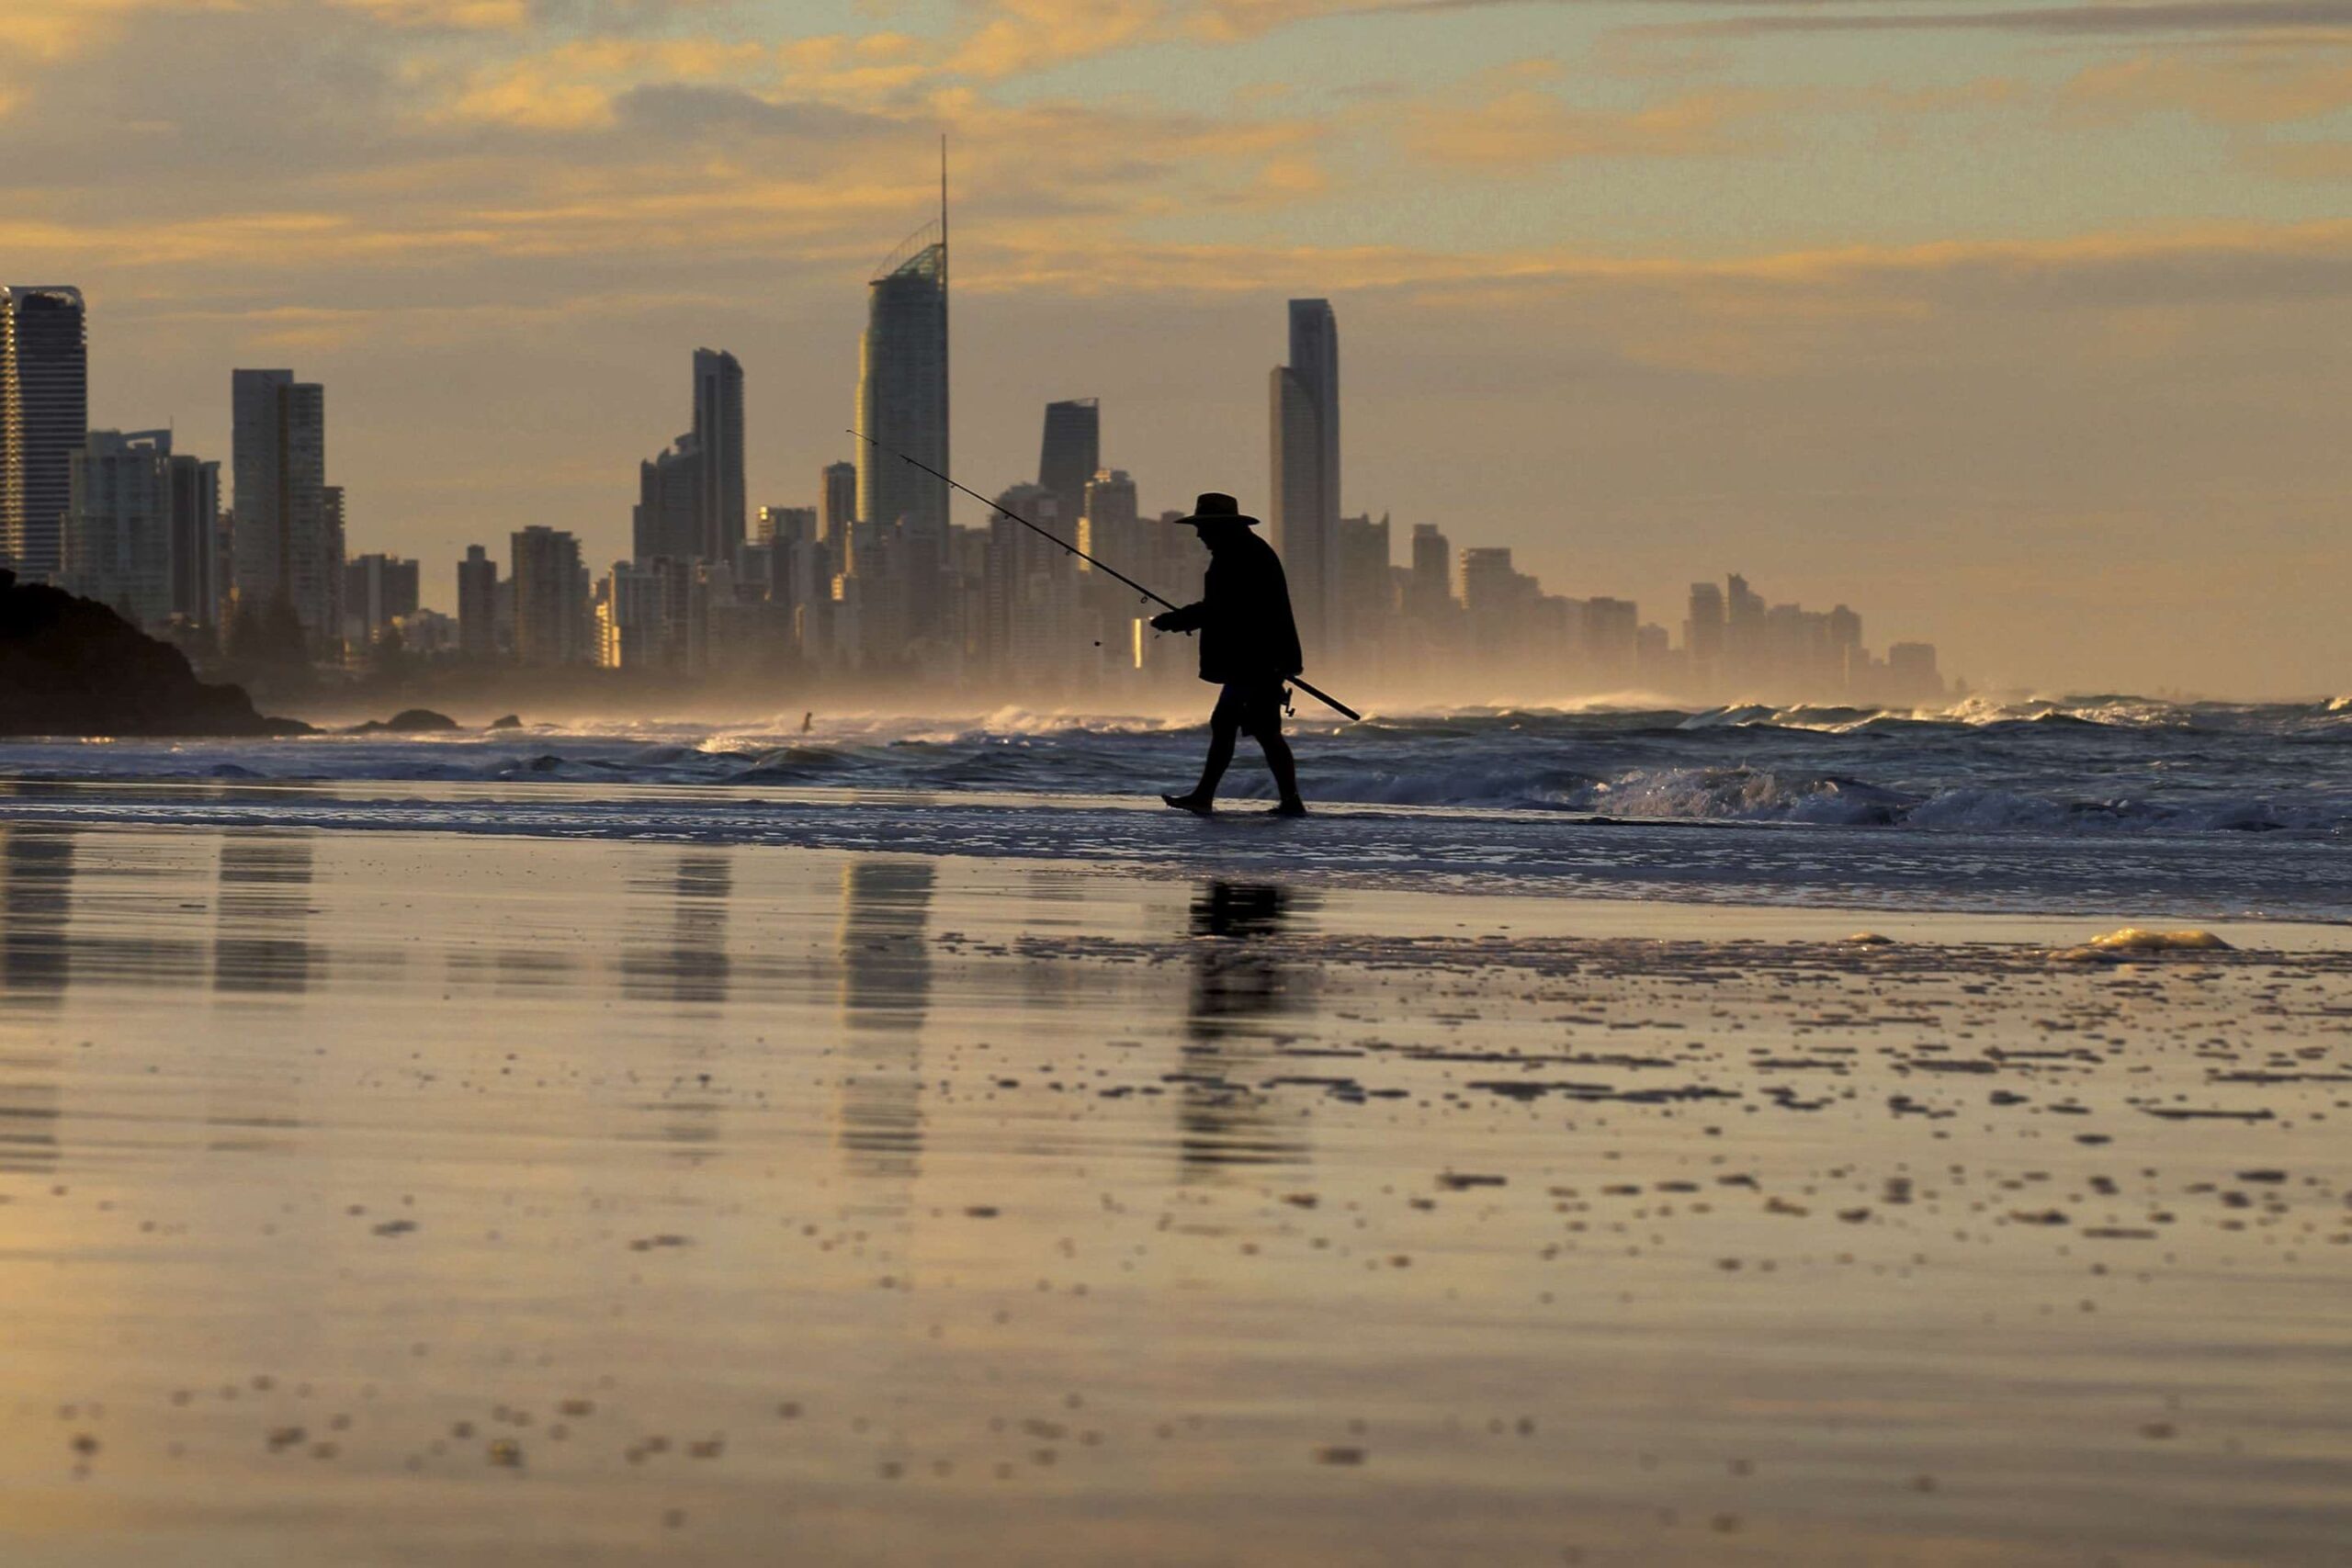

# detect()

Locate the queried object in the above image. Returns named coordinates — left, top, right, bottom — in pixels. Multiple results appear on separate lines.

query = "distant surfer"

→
left=1150, top=492, right=1307, bottom=818
left=800, top=711, right=813, bottom=734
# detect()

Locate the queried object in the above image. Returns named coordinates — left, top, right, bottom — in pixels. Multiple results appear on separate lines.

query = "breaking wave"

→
left=0, top=694, right=2346, bottom=840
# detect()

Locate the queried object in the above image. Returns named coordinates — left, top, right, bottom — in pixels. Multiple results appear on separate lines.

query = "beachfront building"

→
left=1037, top=399, right=1099, bottom=550
left=345, top=553, right=420, bottom=648
left=1, top=285, right=88, bottom=582
left=510, top=525, right=589, bottom=666
left=1269, top=298, right=1340, bottom=663
left=854, top=211, right=949, bottom=650
left=456, top=544, right=499, bottom=660
left=692, top=348, right=745, bottom=567
left=820, top=460, right=855, bottom=545
left=231, top=367, right=338, bottom=649
left=61, top=429, right=175, bottom=628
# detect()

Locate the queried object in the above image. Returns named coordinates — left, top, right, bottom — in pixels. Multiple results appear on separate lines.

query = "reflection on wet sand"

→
left=3, top=827, right=2348, bottom=1568
left=619, top=853, right=736, bottom=1157
left=1179, top=881, right=1309, bottom=1179
left=210, top=836, right=320, bottom=996
left=835, top=860, right=934, bottom=1182
left=0, top=825, right=70, bottom=1174
left=0, top=823, right=73, bottom=1004
left=621, top=853, right=733, bottom=1007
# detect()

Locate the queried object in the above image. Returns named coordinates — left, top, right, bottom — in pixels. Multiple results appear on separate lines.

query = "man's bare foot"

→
left=1272, top=798, right=1308, bottom=818
left=1162, top=792, right=1215, bottom=815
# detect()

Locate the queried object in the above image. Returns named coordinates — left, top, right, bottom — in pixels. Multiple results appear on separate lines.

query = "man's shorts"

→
left=1212, top=681, right=1288, bottom=740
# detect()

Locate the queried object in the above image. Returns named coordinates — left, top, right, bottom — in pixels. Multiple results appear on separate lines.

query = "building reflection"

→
left=210, top=836, right=320, bottom=996
left=0, top=824, right=74, bottom=1004
left=620, top=853, right=734, bottom=1007
left=617, top=852, right=735, bottom=1159
left=0, top=826, right=73, bottom=1175
left=1179, top=881, right=1308, bottom=1180
left=835, top=860, right=934, bottom=1183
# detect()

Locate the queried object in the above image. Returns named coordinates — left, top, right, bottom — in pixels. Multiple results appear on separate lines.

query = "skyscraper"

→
left=1408, top=524, right=1453, bottom=615
left=693, top=349, right=745, bottom=564
left=457, top=545, right=500, bottom=660
left=820, top=460, right=857, bottom=544
left=511, top=525, right=588, bottom=666
left=1038, top=399, right=1099, bottom=544
left=1078, top=468, right=1138, bottom=578
left=62, top=429, right=173, bottom=627
left=232, top=368, right=334, bottom=644
left=345, top=553, right=420, bottom=646
left=1686, top=581, right=1726, bottom=687
left=854, top=150, right=949, bottom=646
left=1, top=286, right=88, bottom=581
left=167, top=444, right=221, bottom=628
left=635, top=434, right=702, bottom=563
left=1334, top=512, right=1392, bottom=654
left=1270, top=298, right=1339, bottom=660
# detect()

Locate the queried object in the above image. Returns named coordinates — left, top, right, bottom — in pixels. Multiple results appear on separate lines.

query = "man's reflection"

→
left=836, top=860, right=934, bottom=1181
left=1179, top=880, right=1307, bottom=1179
left=211, top=836, right=320, bottom=996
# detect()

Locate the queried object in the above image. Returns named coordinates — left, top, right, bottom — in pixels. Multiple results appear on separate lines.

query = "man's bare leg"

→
left=1165, top=717, right=1238, bottom=813
left=1261, top=730, right=1306, bottom=816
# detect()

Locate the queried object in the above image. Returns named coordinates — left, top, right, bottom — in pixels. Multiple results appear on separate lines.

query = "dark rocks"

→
left=346, top=707, right=460, bottom=735
left=0, top=569, right=307, bottom=738
left=488, top=714, right=523, bottom=730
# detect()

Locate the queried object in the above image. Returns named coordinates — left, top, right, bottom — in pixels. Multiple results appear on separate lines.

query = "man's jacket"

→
left=1159, top=532, right=1305, bottom=684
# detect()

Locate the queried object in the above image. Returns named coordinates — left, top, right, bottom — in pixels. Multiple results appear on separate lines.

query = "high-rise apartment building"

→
left=854, top=186, right=949, bottom=641
left=1077, top=468, right=1138, bottom=582
left=457, top=544, right=500, bottom=660
left=167, top=444, right=221, bottom=628
left=1270, top=299, right=1339, bottom=660
left=62, top=429, right=175, bottom=628
left=345, top=553, right=420, bottom=646
left=1038, top=399, right=1100, bottom=544
left=635, top=434, right=702, bottom=563
left=1408, top=524, right=1453, bottom=616
left=1, top=285, right=88, bottom=581
left=231, top=368, right=335, bottom=645
left=693, top=349, right=745, bottom=564
left=511, top=525, right=588, bottom=666
left=1685, top=581, right=1726, bottom=685
left=820, top=460, right=856, bottom=544
left=1334, top=512, right=1392, bottom=654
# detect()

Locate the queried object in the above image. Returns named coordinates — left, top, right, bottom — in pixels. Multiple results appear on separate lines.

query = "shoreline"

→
left=3, top=780, right=2346, bottom=929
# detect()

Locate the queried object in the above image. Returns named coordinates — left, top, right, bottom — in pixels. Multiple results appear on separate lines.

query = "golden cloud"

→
left=2061, top=49, right=2352, bottom=127
left=1400, top=79, right=1792, bottom=168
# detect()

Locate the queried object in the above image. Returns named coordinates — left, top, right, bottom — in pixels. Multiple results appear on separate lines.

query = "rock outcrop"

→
left=346, top=707, right=460, bottom=735
left=0, top=570, right=307, bottom=738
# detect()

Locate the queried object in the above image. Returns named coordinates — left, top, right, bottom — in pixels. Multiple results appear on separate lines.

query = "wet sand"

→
left=1, top=822, right=2347, bottom=1565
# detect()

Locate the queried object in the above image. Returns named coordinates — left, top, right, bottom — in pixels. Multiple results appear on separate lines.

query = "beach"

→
left=3, top=818, right=2346, bottom=1565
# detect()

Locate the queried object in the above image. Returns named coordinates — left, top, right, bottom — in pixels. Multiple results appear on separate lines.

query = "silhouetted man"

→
left=1150, top=493, right=1307, bottom=817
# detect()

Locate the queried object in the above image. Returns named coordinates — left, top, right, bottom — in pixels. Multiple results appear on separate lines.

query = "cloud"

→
left=950, top=0, right=1164, bottom=76
left=1392, top=62, right=1792, bottom=169
left=2060, top=49, right=2352, bottom=126
left=1646, top=0, right=2352, bottom=39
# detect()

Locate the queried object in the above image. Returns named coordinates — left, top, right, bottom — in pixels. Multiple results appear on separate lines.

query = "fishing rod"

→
left=846, top=428, right=1363, bottom=722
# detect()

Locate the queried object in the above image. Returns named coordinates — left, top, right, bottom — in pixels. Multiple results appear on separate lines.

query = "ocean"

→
left=2, top=694, right=2346, bottom=920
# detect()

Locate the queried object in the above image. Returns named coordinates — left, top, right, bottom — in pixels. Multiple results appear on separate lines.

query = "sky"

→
left=4, top=0, right=2349, bottom=697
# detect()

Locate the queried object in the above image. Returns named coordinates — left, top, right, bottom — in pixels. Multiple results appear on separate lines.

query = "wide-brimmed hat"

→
left=1170, top=491, right=1261, bottom=528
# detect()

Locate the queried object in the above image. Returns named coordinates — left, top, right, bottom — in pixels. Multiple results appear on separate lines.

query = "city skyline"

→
left=6, top=4, right=2347, bottom=694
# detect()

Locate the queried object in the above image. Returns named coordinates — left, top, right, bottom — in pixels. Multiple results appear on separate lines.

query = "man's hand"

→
left=1148, top=611, right=1180, bottom=632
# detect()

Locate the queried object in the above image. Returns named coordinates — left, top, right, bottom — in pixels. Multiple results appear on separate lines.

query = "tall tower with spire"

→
left=854, top=139, right=951, bottom=656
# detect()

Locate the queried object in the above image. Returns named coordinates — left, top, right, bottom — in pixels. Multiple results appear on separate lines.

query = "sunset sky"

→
left=6, top=0, right=2348, bottom=696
